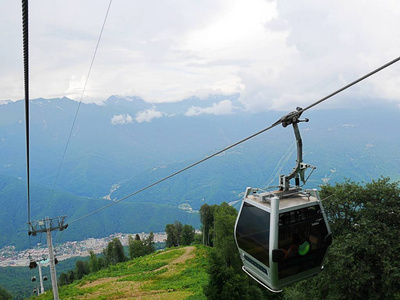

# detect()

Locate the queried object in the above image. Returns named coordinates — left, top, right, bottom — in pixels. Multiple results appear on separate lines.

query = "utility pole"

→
left=38, top=260, right=44, bottom=295
left=29, top=216, right=68, bottom=300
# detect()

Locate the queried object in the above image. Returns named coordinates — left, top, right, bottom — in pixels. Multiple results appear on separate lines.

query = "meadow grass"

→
left=35, top=246, right=210, bottom=299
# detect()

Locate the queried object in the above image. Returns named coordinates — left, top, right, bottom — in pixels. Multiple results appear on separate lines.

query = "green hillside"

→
left=35, top=246, right=210, bottom=299
left=0, top=174, right=201, bottom=250
left=0, top=256, right=82, bottom=299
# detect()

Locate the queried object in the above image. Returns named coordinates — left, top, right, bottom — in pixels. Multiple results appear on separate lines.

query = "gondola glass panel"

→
left=277, top=204, right=330, bottom=279
left=236, top=202, right=270, bottom=269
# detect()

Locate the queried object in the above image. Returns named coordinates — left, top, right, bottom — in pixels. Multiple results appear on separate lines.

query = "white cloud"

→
left=239, top=0, right=400, bottom=111
left=185, top=100, right=235, bottom=116
left=1, top=0, right=400, bottom=110
left=111, top=114, right=133, bottom=125
left=135, top=109, right=163, bottom=123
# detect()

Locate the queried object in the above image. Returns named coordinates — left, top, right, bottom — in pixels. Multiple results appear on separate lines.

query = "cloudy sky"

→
left=1, top=0, right=400, bottom=111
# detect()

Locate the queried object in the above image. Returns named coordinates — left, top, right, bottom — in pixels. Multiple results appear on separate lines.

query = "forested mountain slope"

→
left=1, top=96, right=399, bottom=250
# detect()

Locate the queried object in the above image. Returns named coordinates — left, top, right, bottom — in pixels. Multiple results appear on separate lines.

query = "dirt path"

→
left=157, top=246, right=195, bottom=273
left=77, top=246, right=197, bottom=298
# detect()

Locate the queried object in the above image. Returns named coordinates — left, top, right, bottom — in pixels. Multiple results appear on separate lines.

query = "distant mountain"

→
left=0, top=94, right=246, bottom=198
left=0, top=95, right=399, bottom=249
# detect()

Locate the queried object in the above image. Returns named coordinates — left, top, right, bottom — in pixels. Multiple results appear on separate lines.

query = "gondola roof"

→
left=245, top=188, right=320, bottom=211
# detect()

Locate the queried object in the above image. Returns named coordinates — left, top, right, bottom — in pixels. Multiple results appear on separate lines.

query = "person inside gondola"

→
left=283, top=234, right=301, bottom=259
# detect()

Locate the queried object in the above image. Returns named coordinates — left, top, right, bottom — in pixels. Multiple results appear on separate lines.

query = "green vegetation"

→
left=0, top=256, right=84, bottom=299
left=199, top=204, right=217, bottom=246
left=285, top=177, right=400, bottom=299
left=59, top=234, right=157, bottom=287
left=199, top=178, right=400, bottom=300
left=103, top=237, right=127, bottom=266
left=128, top=232, right=155, bottom=259
left=21, top=177, right=400, bottom=299
left=0, top=285, right=12, bottom=300
left=0, top=174, right=200, bottom=250
left=35, top=246, right=210, bottom=299
left=200, top=202, right=279, bottom=299
left=165, top=221, right=196, bottom=247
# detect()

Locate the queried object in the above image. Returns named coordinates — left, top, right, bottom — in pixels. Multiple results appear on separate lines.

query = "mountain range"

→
left=1, top=94, right=399, bottom=249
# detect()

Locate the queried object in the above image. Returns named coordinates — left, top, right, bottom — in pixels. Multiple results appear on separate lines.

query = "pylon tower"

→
left=29, top=216, right=68, bottom=300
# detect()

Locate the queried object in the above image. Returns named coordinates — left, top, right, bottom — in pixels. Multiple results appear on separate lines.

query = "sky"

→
left=1, top=0, right=400, bottom=112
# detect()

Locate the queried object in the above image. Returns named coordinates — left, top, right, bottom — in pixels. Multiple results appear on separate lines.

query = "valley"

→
left=0, top=96, right=399, bottom=252
left=0, top=232, right=167, bottom=268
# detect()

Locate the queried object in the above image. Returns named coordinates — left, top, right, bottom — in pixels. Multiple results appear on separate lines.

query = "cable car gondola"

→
left=234, top=109, right=332, bottom=292
left=28, top=255, right=37, bottom=269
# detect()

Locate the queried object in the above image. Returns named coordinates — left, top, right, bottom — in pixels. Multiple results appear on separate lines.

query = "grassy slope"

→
left=0, top=256, right=87, bottom=299
left=35, top=245, right=210, bottom=300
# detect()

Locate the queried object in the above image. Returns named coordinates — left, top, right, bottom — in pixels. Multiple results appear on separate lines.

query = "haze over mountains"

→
left=1, top=95, right=399, bottom=249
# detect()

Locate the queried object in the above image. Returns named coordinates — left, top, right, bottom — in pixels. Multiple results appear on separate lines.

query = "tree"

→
left=88, top=250, right=100, bottom=273
left=129, top=232, right=155, bottom=258
left=129, top=235, right=145, bottom=258
left=75, top=260, right=89, bottom=280
left=59, top=272, right=70, bottom=286
left=204, top=250, right=272, bottom=300
left=0, top=285, right=12, bottom=300
left=166, top=222, right=197, bottom=247
left=128, top=234, right=134, bottom=257
left=174, top=221, right=183, bottom=246
left=182, top=224, right=196, bottom=245
left=204, top=202, right=278, bottom=300
left=144, top=231, right=155, bottom=254
left=131, top=239, right=146, bottom=258
left=286, top=178, right=400, bottom=299
left=67, top=270, right=75, bottom=284
left=194, top=232, right=203, bottom=244
left=200, top=204, right=214, bottom=246
left=165, top=223, right=178, bottom=247
left=103, top=237, right=127, bottom=265
left=318, top=179, right=365, bottom=235
left=213, top=202, right=241, bottom=268
left=97, top=256, right=106, bottom=270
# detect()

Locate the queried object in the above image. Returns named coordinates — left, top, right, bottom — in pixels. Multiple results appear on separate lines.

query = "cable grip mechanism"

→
left=276, top=107, right=315, bottom=192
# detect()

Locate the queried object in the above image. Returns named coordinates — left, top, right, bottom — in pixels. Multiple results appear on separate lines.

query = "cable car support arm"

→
left=274, top=107, right=315, bottom=191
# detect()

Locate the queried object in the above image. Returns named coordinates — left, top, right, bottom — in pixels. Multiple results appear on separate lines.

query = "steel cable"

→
left=49, top=0, right=113, bottom=206
left=69, top=55, right=400, bottom=225
left=22, top=0, right=31, bottom=226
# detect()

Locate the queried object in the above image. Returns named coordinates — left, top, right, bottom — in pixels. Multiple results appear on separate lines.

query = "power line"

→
left=69, top=54, right=400, bottom=225
left=49, top=0, right=113, bottom=203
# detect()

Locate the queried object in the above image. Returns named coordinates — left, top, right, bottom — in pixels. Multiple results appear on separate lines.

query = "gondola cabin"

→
left=235, top=187, right=332, bottom=292
left=234, top=109, right=332, bottom=292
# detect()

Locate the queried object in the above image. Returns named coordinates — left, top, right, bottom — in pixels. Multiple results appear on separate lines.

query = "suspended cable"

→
left=299, top=56, right=400, bottom=114
left=49, top=0, right=113, bottom=203
left=22, top=0, right=31, bottom=226
left=68, top=122, right=279, bottom=224
left=69, top=54, right=400, bottom=225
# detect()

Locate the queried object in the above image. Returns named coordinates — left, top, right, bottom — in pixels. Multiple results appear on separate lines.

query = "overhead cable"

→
left=22, top=0, right=31, bottom=225
left=70, top=55, right=400, bottom=224
left=49, top=0, right=113, bottom=203
left=300, top=56, right=400, bottom=114
left=68, top=122, right=279, bottom=224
